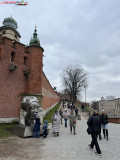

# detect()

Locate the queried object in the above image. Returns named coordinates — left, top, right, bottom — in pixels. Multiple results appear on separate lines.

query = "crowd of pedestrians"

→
left=32, top=100, right=109, bottom=158
left=51, top=100, right=78, bottom=136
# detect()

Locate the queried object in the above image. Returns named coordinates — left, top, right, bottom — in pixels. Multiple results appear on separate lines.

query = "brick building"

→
left=0, top=17, right=60, bottom=123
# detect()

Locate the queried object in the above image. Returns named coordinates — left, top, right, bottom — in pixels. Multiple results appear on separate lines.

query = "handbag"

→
left=87, top=127, right=92, bottom=135
left=73, top=120, right=76, bottom=123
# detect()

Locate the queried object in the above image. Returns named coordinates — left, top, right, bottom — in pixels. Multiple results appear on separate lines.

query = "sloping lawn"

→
left=43, top=102, right=61, bottom=123
left=0, top=123, right=17, bottom=138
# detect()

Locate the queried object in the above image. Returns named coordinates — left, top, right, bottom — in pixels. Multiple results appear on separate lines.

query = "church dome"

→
left=3, top=17, right=18, bottom=29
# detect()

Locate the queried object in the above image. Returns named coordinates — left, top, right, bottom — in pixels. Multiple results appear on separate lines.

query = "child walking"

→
left=43, top=120, right=48, bottom=138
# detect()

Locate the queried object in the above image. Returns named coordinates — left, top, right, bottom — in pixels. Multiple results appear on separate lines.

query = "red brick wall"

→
left=25, top=46, right=43, bottom=94
left=0, top=36, right=60, bottom=119
left=42, top=72, right=60, bottom=109
left=0, top=38, right=27, bottom=118
left=108, top=118, right=120, bottom=124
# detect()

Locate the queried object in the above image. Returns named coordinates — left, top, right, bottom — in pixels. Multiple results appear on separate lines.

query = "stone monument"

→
left=14, top=96, right=45, bottom=137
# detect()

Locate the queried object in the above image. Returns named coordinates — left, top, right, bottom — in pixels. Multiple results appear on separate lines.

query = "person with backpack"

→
left=101, top=110, right=109, bottom=140
left=87, top=110, right=102, bottom=156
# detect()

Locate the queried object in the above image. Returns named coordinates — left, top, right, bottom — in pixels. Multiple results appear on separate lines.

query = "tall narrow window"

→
left=24, top=56, right=27, bottom=66
left=11, top=52, right=15, bottom=62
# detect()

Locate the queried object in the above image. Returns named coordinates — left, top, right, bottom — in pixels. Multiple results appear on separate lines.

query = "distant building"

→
left=0, top=17, right=60, bottom=123
left=98, top=98, right=120, bottom=117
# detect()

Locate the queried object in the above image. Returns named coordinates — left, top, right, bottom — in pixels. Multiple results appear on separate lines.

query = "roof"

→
left=29, top=26, right=40, bottom=47
left=3, top=17, right=17, bottom=26
left=3, top=17, right=18, bottom=30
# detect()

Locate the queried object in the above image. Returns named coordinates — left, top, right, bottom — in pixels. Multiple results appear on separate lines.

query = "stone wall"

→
left=98, top=99, right=120, bottom=117
left=108, top=117, right=120, bottom=124
left=42, top=72, right=60, bottom=110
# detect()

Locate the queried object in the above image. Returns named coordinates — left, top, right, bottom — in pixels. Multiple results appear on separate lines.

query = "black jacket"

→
left=87, top=114, right=101, bottom=133
left=101, top=114, right=108, bottom=124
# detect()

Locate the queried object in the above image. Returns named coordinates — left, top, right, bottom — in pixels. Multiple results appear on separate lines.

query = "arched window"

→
left=24, top=56, right=27, bottom=66
left=11, top=52, right=15, bottom=62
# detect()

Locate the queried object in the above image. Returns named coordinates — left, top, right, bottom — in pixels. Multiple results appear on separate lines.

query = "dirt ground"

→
left=0, top=136, right=44, bottom=160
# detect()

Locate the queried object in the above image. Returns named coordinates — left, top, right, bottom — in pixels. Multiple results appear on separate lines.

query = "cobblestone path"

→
left=40, top=116, right=120, bottom=160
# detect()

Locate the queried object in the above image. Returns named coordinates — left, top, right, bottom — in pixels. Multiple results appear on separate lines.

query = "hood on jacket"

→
left=44, top=120, right=48, bottom=124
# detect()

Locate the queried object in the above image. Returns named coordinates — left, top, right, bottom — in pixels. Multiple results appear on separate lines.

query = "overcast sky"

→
left=0, top=0, right=120, bottom=102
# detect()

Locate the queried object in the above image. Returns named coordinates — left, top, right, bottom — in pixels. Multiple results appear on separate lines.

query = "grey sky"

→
left=0, top=0, right=120, bottom=102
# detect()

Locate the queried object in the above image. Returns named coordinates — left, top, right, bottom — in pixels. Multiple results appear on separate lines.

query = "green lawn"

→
left=0, top=102, right=61, bottom=138
left=43, top=102, right=61, bottom=123
left=0, top=123, right=17, bottom=138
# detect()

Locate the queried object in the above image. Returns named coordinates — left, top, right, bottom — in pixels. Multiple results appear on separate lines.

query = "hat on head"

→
left=101, top=110, right=105, bottom=112
left=36, top=113, right=40, bottom=118
left=65, top=108, right=67, bottom=111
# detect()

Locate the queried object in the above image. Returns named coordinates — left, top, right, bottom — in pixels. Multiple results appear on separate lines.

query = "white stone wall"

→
left=99, top=99, right=120, bottom=117
left=0, top=117, right=19, bottom=123
left=0, top=29, right=19, bottom=42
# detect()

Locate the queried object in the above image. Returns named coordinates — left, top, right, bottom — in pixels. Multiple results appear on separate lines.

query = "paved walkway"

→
left=40, top=115, right=120, bottom=160
left=0, top=110, right=120, bottom=160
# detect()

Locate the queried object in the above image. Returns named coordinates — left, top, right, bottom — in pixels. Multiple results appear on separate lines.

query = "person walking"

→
left=69, top=109, right=77, bottom=135
left=101, top=110, right=109, bottom=140
left=81, top=104, right=84, bottom=112
left=98, top=113, right=102, bottom=140
left=75, top=107, right=78, bottom=116
left=43, top=120, right=48, bottom=138
left=62, top=108, right=69, bottom=127
left=59, top=109, right=63, bottom=125
left=33, top=114, right=41, bottom=138
left=52, top=111, right=61, bottom=136
left=87, top=110, right=102, bottom=156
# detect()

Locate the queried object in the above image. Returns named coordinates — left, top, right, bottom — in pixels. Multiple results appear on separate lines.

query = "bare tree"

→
left=106, top=95, right=116, bottom=100
left=62, top=65, right=88, bottom=103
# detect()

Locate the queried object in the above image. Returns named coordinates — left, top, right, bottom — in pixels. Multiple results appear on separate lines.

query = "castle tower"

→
left=0, top=16, right=21, bottom=42
left=26, top=26, right=44, bottom=97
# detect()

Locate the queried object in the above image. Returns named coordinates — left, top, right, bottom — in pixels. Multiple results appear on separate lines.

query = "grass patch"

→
left=0, top=123, right=18, bottom=138
left=43, top=102, right=61, bottom=123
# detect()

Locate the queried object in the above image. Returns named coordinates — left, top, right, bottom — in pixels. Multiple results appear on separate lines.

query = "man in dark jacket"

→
left=87, top=110, right=102, bottom=156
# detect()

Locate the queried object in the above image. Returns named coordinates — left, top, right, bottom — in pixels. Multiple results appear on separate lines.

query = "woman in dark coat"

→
left=101, top=110, right=109, bottom=140
left=33, top=114, right=41, bottom=138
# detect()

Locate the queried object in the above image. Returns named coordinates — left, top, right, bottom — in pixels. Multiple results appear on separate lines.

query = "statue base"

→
left=13, top=125, right=34, bottom=137
left=13, top=125, right=43, bottom=137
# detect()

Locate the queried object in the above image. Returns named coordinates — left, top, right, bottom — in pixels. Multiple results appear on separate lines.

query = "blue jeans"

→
left=33, top=130, right=40, bottom=138
left=64, top=119, right=67, bottom=127
left=82, top=108, right=84, bottom=112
